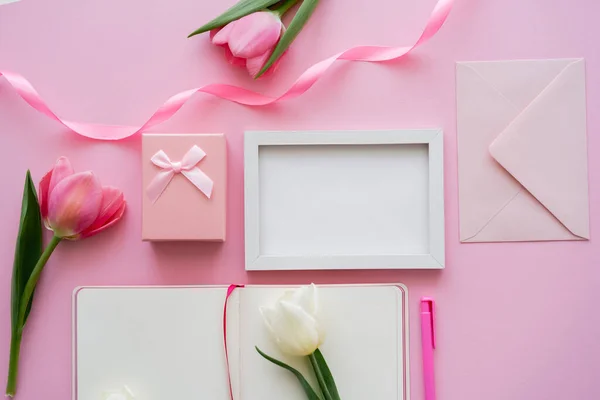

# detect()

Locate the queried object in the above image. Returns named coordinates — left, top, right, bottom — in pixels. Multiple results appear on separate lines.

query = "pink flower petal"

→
left=47, top=171, right=103, bottom=238
left=48, top=157, right=74, bottom=195
left=79, top=200, right=126, bottom=239
left=39, top=157, right=74, bottom=220
left=38, top=157, right=73, bottom=222
left=228, top=12, right=282, bottom=58
left=246, top=49, right=286, bottom=78
left=211, top=22, right=235, bottom=46
left=81, top=186, right=125, bottom=235
left=224, top=46, right=247, bottom=67
left=246, top=51, right=272, bottom=77
left=38, top=170, right=52, bottom=220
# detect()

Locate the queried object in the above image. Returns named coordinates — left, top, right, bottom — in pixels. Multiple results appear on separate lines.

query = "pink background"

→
left=0, top=0, right=598, bottom=399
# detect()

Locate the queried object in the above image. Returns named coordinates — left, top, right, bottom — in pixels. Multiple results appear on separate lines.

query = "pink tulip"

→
left=211, top=11, right=285, bottom=77
left=5, top=158, right=127, bottom=398
left=39, top=157, right=126, bottom=239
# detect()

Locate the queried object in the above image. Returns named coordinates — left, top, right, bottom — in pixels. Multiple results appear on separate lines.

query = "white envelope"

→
left=457, top=59, right=590, bottom=242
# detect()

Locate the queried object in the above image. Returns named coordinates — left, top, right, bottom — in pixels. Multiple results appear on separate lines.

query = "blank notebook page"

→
left=75, top=287, right=231, bottom=400
left=237, top=286, right=407, bottom=400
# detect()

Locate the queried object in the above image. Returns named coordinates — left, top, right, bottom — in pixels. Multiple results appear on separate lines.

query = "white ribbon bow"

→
left=146, top=145, right=214, bottom=204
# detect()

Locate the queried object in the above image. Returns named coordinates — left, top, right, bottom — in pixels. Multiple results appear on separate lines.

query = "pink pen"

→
left=421, top=297, right=436, bottom=400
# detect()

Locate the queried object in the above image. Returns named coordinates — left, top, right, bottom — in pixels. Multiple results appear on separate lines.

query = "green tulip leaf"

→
left=6, top=170, right=43, bottom=396
left=256, top=346, right=323, bottom=400
left=312, top=349, right=341, bottom=400
left=255, top=0, right=319, bottom=78
left=11, top=170, right=43, bottom=328
left=188, top=0, right=282, bottom=38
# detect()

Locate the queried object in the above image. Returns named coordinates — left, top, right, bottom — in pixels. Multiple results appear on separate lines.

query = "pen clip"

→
left=421, top=297, right=436, bottom=349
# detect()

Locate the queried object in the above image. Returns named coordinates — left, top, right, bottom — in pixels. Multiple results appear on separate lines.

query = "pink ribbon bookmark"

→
left=223, top=284, right=244, bottom=400
left=0, top=0, right=453, bottom=141
left=146, top=145, right=214, bottom=203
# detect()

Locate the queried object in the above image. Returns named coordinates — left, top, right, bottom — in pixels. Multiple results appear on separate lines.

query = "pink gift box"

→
left=142, top=133, right=226, bottom=241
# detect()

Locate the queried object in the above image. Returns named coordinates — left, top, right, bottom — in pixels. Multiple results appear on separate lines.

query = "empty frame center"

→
left=258, top=144, right=430, bottom=256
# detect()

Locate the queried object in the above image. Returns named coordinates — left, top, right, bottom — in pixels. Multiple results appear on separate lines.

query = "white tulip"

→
left=260, top=284, right=325, bottom=356
left=103, top=386, right=135, bottom=400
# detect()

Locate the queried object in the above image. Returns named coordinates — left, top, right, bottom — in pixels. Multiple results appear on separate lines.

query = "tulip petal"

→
left=48, top=156, right=74, bottom=194
left=39, top=157, right=74, bottom=220
left=246, top=49, right=285, bottom=78
left=262, top=305, right=305, bottom=356
left=260, top=304, right=296, bottom=348
left=279, top=301, right=321, bottom=355
left=80, top=195, right=126, bottom=239
left=289, top=283, right=318, bottom=315
left=92, top=187, right=124, bottom=227
left=211, top=22, right=235, bottom=45
left=38, top=170, right=52, bottom=220
left=47, top=171, right=103, bottom=238
left=228, top=12, right=282, bottom=58
left=245, top=51, right=270, bottom=77
left=260, top=305, right=278, bottom=335
left=223, top=46, right=247, bottom=67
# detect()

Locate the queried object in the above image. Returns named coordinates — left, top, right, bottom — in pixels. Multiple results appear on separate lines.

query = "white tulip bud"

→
left=260, top=284, right=325, bottom=356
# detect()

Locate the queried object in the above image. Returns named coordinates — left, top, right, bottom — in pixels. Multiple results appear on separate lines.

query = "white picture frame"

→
left=244, top=130, right=445, bottom=271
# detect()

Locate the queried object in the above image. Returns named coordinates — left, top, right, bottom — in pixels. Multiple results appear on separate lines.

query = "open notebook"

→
left=73, top=284, right=409, bottom=400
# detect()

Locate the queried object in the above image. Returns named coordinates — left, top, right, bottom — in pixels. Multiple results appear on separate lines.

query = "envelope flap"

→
left=462, top=59, right=577, bottom=110
left=489, top=59, right=589, bottom=238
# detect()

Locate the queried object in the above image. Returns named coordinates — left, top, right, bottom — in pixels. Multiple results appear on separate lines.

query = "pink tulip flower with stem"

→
left=189, top=0, right=320, bottom=78
left=211, top=0, right=299, bottom=77
left=5, top=157, right=125, bottom=397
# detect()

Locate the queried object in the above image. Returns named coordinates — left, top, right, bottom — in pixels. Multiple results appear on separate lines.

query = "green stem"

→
left=309, top=352, right=333, bottom=400
left=5, top=333, right=21, bottom=397
left=5, top=235, right=61, bottom=396
left=273, top=0, right=300, bottom=17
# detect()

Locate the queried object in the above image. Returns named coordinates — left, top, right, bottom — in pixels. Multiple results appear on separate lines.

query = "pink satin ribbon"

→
left=146, top=145, right=214, bottom=203
left=224, top=284, right=244, bottom=400
left=0, top=0, right=452, bottom=141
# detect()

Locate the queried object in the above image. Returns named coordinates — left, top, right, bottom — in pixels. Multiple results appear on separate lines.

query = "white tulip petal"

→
left=292, top=283, right=318, bottom=314
left=279, top=301, right=321, bottom=356
left=261, top=306, right=282, bottom=332
left=267, top=301, right=311, bottom=355
left=259, top=305, right=273, bottom=327
left=264, top=302, right=296, bottom=338
left=276, top=336, right=305, bottom=356
left=316, top=320, right=326, bottom=346
left=280, top=289, right=296, bottom=303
